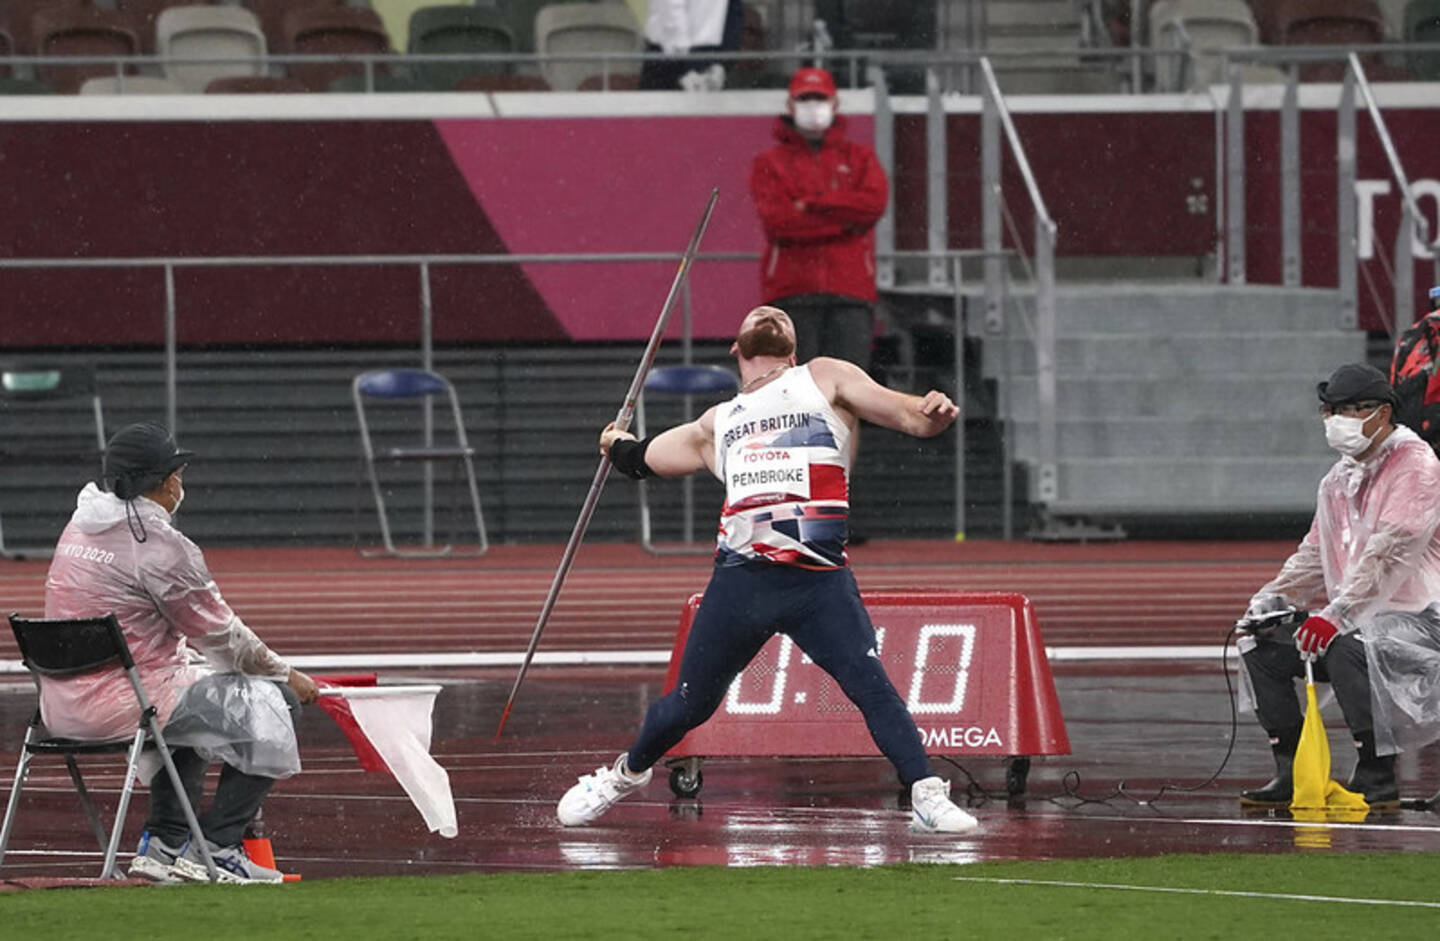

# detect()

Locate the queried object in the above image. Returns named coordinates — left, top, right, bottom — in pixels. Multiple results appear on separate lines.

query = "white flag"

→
left=320, top=685, right=458, bottom=838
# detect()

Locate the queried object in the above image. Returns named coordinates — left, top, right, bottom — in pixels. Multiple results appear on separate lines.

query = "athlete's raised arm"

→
left=809, top=357, right=958, bottom=438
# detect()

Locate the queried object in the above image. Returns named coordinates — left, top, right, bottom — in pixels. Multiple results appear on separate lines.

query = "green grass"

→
left=4, top=853, right=1439, bottom=939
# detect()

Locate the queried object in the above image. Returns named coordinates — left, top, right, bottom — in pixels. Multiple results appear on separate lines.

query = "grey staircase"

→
left=986, top=283, right=1367, bottom=521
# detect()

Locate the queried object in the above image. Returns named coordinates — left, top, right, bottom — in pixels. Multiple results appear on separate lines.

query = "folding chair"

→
left=635, top=365, right=738, bottom=555
left=352, top=368, right=488, bottom=557
left=0, top=613, right=219, bottom=882
left=0, top=361, right=106, bottom=559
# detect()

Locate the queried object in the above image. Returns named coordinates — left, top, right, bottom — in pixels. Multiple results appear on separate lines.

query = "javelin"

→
left=495, top=188, right=720, bottom=739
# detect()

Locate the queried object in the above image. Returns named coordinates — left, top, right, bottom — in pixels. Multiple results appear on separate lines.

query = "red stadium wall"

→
left=3, top=93, right=1436, bottom=347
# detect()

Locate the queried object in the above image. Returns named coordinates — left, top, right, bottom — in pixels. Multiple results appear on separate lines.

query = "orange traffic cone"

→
left=244, top=815, right=302, bottom=883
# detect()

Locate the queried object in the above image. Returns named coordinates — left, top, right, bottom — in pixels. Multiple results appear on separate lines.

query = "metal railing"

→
left=979, top=58, right=1058, bottom=528
left=1219, top=48, right=1439, bottom=337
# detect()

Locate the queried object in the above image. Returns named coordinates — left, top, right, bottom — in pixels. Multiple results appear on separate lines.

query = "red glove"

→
left=1295, top=615, right=1341, bottom=657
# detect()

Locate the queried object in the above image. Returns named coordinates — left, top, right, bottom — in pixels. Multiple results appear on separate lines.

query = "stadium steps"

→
left=980, top=282, right=1368, bottom=526
left=981, top=0, right=1120, bottom=94
left=0, top=344, right=998, bottom=548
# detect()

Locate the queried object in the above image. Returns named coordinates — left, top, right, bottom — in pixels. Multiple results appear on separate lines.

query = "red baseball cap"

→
left=788, top=67, right=836, bottom=99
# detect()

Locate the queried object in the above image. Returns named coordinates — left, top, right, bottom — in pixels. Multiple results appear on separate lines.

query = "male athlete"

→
left=556, top=305, right=978, bottom=832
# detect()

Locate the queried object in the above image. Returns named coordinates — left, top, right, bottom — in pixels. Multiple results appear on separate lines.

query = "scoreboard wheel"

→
left=668, top=760, right=704, bottom=798
left=1005, top=756, right=1031, bottom=797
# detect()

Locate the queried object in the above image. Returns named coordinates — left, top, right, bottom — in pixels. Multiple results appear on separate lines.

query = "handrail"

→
left=1348, top=52, right=1432, bottom=249
left=978, top=60, right=1055, bottom=233
left=976, top=56, right=1059, bottom=521
left=1347, top=53, right=1432, bottom=335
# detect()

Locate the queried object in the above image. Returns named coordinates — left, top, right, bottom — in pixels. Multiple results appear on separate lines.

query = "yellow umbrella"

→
left=1290, top=659, right=1368, bottom=812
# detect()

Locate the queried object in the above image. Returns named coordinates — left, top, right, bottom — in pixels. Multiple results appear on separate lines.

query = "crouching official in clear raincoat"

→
left=43, top=422, right=319, bottom=883
left=1238, top=363, right=1440, bottom=810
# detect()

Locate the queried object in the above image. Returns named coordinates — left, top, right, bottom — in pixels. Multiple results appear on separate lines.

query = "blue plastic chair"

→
left=352, top=368, right=488, bottom=557
left=635, top=365, right=738, bottom=555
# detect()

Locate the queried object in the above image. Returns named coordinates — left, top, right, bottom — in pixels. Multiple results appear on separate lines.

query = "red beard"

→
left=736, top=320, right=795, bottom=359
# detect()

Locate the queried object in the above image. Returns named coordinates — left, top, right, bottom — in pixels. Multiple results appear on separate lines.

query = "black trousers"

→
left=1242, top=630, right=1373, bottom=738
left=146, top=681, right=300, bottom=848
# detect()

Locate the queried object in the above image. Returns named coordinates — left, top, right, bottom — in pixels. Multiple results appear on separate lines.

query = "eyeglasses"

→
left=1319, top=401, right=1383, bottom=418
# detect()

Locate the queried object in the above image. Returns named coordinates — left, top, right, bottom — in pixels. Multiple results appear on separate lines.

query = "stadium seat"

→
left=0, top=614, right=218, bottom=881
left=1405, top=0, right=1440, bottom=78
left=1, top=0, right=84, bottom=55
left=352, top=369, right=489, bottom=557
left=282, top=4, right=390, bottom=91
left=0, top=362, right=105, bottom=559
left=157, top=5, right=268, bottom=93
left=1272, top=0, right=1387, bottom=80
left=534, top=2, right=642, bottom=92
left=1149, top=0, right=1271, bottom=91
left=244, top=0, right=343, bottom=52
left=407, top=5, right=514, bottom=91
left=31, top=6, right=142, bottom=95
left=204, top=73, right=307, bottom=92
left=114, top=0, right=203, bottom=54
left=633, top=365, right=737, bottom=554
left=78, top=74, right=185, bottom=93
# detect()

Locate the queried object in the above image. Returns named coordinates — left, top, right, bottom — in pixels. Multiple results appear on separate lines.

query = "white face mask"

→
left=1324, top=413, right=1379, bottom=457
left=792, top=100, right=834, bottom=134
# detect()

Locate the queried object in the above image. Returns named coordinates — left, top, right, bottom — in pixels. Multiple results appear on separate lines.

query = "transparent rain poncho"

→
left=42, top=483, right=299, bottom=777
left=1242, top=426, right=1440, bottom=754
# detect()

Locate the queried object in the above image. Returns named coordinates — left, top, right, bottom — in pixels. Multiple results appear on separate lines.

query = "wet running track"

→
left=3, top=540, right=1439, bottom=886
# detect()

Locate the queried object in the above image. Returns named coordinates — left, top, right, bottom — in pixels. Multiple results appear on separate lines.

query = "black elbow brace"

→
left=609, top=436, right=655, bottom=479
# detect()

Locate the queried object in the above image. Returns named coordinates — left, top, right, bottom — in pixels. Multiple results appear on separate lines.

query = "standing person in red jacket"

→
left=748, top=66, right=889, bottom=375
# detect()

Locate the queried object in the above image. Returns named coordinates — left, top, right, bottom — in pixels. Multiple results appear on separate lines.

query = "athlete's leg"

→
left=625, top=564, right=778, bottom=772
left=783, top=568, right=932, bottom=786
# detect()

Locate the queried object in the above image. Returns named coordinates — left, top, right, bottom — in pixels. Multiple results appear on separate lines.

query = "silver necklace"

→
left=740, top=364, right=787, bottom=393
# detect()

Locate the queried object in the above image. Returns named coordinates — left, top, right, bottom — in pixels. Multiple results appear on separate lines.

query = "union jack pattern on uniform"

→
left=710, top=364, right=851, bottom=569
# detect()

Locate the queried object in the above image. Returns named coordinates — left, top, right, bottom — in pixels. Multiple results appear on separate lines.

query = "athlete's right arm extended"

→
left=600, top=408, right=717, bottom=478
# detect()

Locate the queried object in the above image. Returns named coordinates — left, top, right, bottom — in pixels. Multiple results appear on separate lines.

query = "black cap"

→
left=103, top=421, right=194, bottom=500
left=1316, top=363, right=1396, bottom=408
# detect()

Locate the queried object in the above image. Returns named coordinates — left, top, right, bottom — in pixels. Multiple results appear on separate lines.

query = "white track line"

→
left=951, top=876, right=1440, bottom=909
left=0, top=644, right=1228, bottom=675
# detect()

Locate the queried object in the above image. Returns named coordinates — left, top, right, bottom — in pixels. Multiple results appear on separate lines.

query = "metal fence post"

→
left=1034, top=218, right=1058, bottom=507
left=982, top=71, right=1001, bottom=333
left=1225, top=65, right=1246, bottom=285
left=871, top=65, right=895, bottom=291
left=926, top=67, right=948, bottom=289
left=1337, top=68, right=1358, bottom=329
left=420, top=262, right=435, bottom=547
left=164, top=263, right=177, bottom=435
left=1281, top=65, right=1301, bottom=287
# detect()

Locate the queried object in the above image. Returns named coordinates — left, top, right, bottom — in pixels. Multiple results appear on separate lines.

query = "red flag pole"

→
left=495, top=188, right=720, bottom=739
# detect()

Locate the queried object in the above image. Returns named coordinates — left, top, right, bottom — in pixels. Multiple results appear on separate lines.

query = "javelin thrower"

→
left=554, top=305, right=979, bottom=832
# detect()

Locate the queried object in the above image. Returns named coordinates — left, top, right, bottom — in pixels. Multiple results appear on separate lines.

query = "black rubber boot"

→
left=1346, top=730, right=1400, bottom=808
left=1239, top=725, right=1301, bottom=806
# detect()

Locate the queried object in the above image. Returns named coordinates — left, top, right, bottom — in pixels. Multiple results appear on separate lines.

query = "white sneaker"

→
left=557, top=753, right=652, bottom=826
left=910, top=776, right=980, bottom=833
left=127, top=830, right=188, bottom=883
left=174, top=840, right=284, bottom=884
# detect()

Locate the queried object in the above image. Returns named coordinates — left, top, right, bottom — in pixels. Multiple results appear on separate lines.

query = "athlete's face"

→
left=733, top=306, right=796, bottom=360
